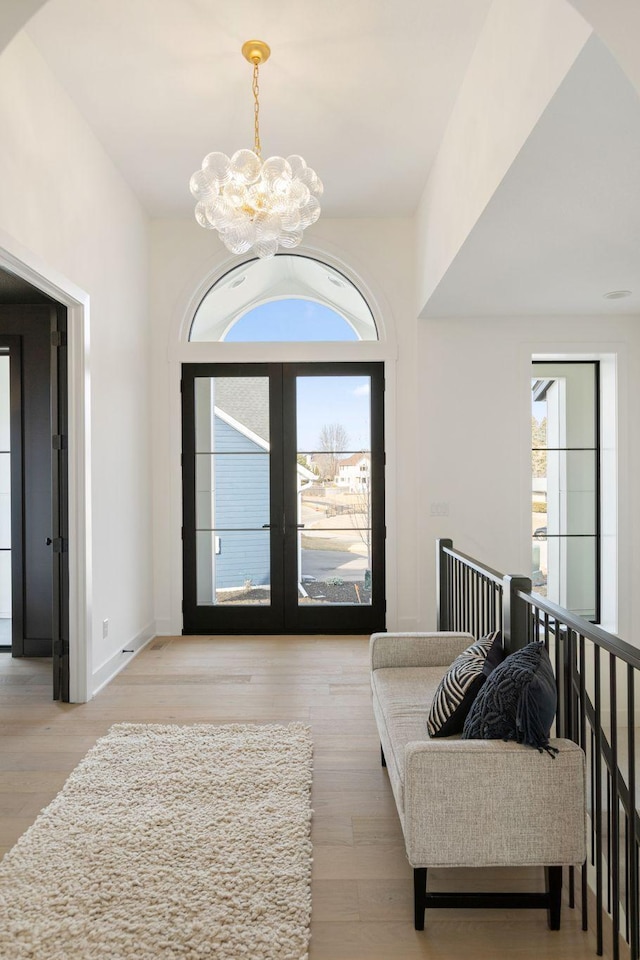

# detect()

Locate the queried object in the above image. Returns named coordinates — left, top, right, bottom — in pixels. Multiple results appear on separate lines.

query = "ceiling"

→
left=25, top=0, right=493, bottom=219
left=423, top=36, right=640, bottom=317
left=16, top=2, right=640, bottom=317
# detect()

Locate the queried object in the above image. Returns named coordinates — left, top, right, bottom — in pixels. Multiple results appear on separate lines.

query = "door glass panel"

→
left=0, top=355, right=10, bottom=633
left=296, top=376, right=372, bottom=605
left=194, top=377, right=271, bottom=606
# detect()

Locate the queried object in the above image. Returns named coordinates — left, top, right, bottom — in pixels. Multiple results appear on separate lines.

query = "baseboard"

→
left=91, top=621, right=156, bottom=697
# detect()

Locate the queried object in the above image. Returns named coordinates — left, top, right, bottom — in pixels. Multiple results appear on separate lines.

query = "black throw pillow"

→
left=427, top=631, right=504, bottom=738
left=462, top=641, right=558, bottom=756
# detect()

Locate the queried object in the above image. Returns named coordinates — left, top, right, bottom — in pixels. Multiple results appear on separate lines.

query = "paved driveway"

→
left=301, top=547, right=367, bottom=582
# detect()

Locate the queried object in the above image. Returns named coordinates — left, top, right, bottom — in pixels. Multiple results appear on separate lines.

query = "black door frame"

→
left=51, top=306, right=69, bottom=700
left=0, top=308, right=69, bottom=700
left=181, top=361, right=385, bottom=635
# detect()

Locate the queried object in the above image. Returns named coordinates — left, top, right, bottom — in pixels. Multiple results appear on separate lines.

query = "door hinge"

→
left=53, top=639, right=69, bottom=658
left=51, top=330, right=67, bottom=347
left=52, top=434, right=67, bottom=450
left=52, top=537, right=67, bottom=553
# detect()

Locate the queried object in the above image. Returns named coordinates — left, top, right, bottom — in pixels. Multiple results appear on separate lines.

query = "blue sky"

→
left=223, top=298, right=370, bottom=451
left=223, top=299, right=358, bottom=342
left=296, top=376, right=370, bottom=452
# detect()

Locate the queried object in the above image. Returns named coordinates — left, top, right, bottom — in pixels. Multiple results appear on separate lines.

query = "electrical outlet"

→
left=430, top=502, right=450, bottom=517
left=102, top=618, right=109, bottom=639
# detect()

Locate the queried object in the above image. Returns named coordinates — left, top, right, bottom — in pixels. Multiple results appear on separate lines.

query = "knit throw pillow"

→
left=462, top=641, right=558, bottom=756
left=427, top=631, right=504, bottom=738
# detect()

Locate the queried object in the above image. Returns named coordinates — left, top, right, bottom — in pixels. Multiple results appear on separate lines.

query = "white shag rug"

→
left=0, top=722, right=313, bottom=960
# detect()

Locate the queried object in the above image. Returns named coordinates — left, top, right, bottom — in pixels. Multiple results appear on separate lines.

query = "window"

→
left=189, top=254, right=378, bottom=342
left=531, top=361, right=599, bottom=621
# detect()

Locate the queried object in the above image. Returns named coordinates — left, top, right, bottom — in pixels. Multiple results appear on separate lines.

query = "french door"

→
left=182, top=362, right=385, bottom=634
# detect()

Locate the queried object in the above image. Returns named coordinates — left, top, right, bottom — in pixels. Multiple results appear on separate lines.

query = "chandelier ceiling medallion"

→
left=190, top=40, right=322, bottom=259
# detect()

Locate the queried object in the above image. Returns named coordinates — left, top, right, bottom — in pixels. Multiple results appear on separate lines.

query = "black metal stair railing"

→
left=436, top=538, right=640, bottom=960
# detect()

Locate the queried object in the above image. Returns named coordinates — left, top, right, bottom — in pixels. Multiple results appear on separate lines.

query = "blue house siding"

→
left=213, top=417, right=270, bottom=590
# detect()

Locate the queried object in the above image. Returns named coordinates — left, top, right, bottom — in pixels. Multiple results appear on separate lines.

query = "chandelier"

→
left=189, top=40, right=322, bottom=259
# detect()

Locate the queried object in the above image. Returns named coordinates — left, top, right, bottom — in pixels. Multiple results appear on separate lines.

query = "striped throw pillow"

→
left=427, top=631, right=503, bottom=738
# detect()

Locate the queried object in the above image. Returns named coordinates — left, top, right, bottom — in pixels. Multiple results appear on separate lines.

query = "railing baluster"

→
left=485, top=576, right=490, bottom=636
left=472, top=568, right=476, bottom=634
left=494, top=583, right=498, bottom=634
left=607, top=771, right=611, bottom=916
left=555, top=623, right=563, bottom=736
left=591, top=728, right=596, bottom=867
left=450, top=554, right=455, bottom=630
left=579, top=634, right=588, bottom=930
left=625, top=814, right=630, bottom=946
left=628, top=665, right=638, bottom=960
left=610, top=653, right=620, bottom=960
left=595, top=645, right=604, bottom=956
left=567, top=628, right=577, bottom=910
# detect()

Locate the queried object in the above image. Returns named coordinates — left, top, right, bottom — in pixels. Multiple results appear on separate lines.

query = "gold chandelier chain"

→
left=252, top=60, right=261, bottom=159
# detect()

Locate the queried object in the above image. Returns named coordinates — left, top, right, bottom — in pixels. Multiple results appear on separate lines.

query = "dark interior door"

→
left=182, top=362, right=385, bottom=635
left=0, top=305, right=69, bottom=700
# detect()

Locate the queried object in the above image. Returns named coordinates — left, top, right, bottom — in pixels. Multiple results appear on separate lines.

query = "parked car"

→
left=533, top=526, right=547, bottom=540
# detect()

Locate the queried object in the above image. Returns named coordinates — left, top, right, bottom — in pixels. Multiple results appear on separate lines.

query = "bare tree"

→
left=348, top=478, right=372, bottom=577
left=532, top=416, right=547, bottom=478
left=317, top=423, right=349, bottom=480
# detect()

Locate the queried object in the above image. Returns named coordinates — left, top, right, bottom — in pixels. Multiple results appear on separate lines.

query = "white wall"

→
left=417, top=315, right=640, bottom=647
left=149, top=217, right=420, bottom=634
left=416, top=0, right=591, bottom=315
left=0, top=33, right=154, bottom=692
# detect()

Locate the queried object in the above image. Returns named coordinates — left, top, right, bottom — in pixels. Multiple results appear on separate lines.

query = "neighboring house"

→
left=203, top=380, right=314, bottom=594
left=336, top=453, right=371, bottom=493
left=208, top=407, right=271, bottom=592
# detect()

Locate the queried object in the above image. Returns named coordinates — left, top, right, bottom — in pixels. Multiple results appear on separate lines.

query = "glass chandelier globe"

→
left=190, top=40, right=322, bottom=259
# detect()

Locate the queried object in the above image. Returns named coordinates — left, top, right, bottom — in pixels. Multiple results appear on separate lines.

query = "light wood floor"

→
left=0, top=636, right=608, bottom=959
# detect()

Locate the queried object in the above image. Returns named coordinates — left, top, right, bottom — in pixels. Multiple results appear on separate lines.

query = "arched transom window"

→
left=189, top=254, right=378, bottom=342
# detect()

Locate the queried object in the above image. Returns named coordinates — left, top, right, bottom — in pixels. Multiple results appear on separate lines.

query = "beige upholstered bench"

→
left=370, top=631, right=587, bottom=931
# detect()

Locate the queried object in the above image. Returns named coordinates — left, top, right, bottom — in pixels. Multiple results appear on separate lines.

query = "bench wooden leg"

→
left=413, top=866, right=562, bottom=931
left=414, top=868, right=427, bottom=930
left=546, top=866, right=562, bottom=930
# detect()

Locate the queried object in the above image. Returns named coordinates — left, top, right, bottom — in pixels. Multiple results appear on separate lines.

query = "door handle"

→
left=46, top=537, right=52, bottom=545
